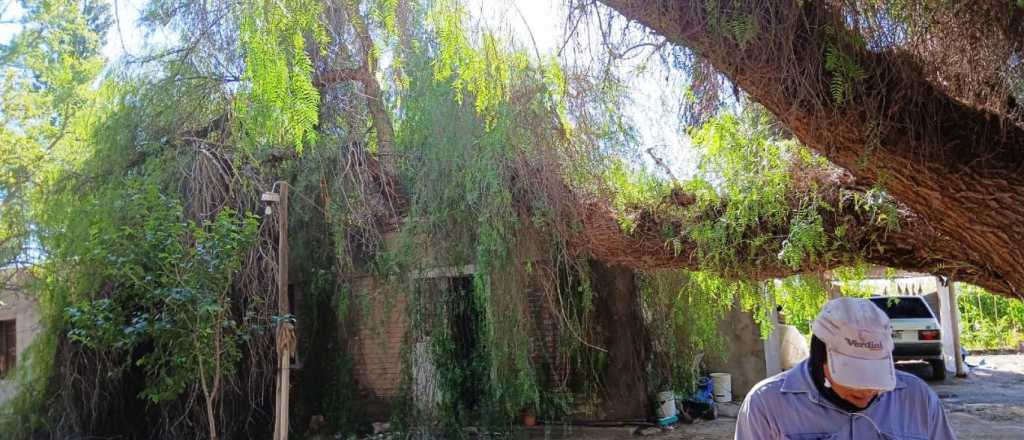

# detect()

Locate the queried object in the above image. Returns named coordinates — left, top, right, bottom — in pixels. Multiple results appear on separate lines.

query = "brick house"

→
left=319, top=231, right=566, bottom=421
left=346, top=284, right=564, bottom=419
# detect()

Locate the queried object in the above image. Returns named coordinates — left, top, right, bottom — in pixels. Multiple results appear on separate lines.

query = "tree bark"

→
left=314, top=65, right=395, bottom=156
left=595, top=0, right=1024, bottom=299
left=569, top=165, right=1020, bottom=298
left=316, top=1, right=396, bottom=157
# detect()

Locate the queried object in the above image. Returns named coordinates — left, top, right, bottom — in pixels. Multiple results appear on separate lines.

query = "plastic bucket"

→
left=656, top=390, right=677, bottom=419
left=710, top=373, right=732, bottom=403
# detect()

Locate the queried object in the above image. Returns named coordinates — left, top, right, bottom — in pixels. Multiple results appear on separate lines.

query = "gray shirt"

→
left=735, top=360, right=956, bottom=440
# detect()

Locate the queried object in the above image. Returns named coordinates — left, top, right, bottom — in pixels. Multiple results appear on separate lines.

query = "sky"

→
left=0, top=1, right=148, bottom=61
left=104, top=0, right=147, bottom=59
left=1, top=0, right=696, bottom=178
left=0, top=1, right=24, bottom=42
left=467, top=0, right=697, bottom=178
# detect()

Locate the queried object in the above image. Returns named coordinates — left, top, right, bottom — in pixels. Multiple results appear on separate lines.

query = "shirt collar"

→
left=779, top=360, right=907, bottom=394
left=779, top=361, right=814, bottom=394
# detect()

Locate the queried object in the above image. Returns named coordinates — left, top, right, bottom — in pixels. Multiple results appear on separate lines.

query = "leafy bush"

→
left=958, top=284, right=1024, bottom=350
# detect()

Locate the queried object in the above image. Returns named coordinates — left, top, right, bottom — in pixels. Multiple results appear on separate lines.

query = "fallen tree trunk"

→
left=569, top=166, right=1014, bottom=297
left=594, top=0, right=1024, bottom=298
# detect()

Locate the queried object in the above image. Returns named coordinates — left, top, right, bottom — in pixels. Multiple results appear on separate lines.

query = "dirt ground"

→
left=526, top=354, right=1024, bottom=440
left=930, top=354, right=1024, bottom=440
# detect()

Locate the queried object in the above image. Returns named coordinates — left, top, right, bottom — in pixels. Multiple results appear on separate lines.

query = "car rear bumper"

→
left=893, top=342, right=943, bottom=359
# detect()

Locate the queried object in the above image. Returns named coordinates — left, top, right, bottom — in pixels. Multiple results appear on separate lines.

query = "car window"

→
left=869, top=297, right=933, bottom=319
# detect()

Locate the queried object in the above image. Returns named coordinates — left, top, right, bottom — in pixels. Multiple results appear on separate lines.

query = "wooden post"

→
left=272, top=183, right=292, bottom=440
left=948, top=281, right=966, bottom=377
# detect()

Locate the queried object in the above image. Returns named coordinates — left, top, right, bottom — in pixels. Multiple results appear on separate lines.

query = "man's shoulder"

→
left=744, top=369, right=792, bottom=404
left=894, top=369, right=938, bottom=397
left=887, top=370, right=945, bottom=413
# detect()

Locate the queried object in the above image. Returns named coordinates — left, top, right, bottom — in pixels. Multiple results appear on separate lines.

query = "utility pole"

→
left=266, top=183, right=293, bottom=440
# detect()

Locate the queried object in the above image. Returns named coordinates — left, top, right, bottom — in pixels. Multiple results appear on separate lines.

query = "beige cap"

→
left=811, top=297, right=897, bottom=391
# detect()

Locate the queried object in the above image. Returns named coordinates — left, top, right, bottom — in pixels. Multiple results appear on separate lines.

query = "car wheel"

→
left=928, top=359, right=947, bottom=381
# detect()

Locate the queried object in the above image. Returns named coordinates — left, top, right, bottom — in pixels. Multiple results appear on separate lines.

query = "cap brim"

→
left=826, top=347, right=897, bottom=391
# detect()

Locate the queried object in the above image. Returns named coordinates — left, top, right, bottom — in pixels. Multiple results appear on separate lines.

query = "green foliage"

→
left=682, top=109, right=829, bottom=273
left=0, top=0, right=111, bottom=267
left=690, top=111, right=789, bottom=220
left=387, top=18, right=593, bottom=429
left=829, top=265, right=879, bottom=297
left=729, top=14, right=760, bottom=47
left=614, top=107, right=897, bottom=280
left=0, top=275, right=63, bottom=435
left=640, top=270, right=770, bottom=395
left=778, top=204, right=827, bottom=269
left=639, top=270, right=724, bottom=394
left=605, top=160, right=671, bottom=233
left=61, top=186, right=258, bottom=403
left=394, top=63, right=539, bottom=432
left=703, top=0, right=760, bottom=47
left=371, top=0, right=400, bottom=39
left=320, top=354, right=361, bottom=434
left=772, top=265, right=889, bottom=335
left=2, top=0, right=355, bottom=436
left=773, top=275, right=829, bottom=334
left=237, top=0, right=328, bottom=153
left=824, top=31, right=867, bottom=104
left=5, top=77, right=266, bottom=434
left=428, top=0, right=531, bottom=128
left=958, top=284, right=1024, bottom=350
left=847, top=186, right=901, bottom=232
left=308, top=278, right=362, bottom=437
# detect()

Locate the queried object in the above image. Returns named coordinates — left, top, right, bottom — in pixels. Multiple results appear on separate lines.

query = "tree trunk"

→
left=573, top=167, right=942, bottom=280
left=589, top=260, right=651, bottom=419
left=596, top=0, right=1024, bottom=299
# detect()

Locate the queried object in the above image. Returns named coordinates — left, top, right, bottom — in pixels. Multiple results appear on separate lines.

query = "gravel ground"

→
left=536, top=354, right=1024, bottom=440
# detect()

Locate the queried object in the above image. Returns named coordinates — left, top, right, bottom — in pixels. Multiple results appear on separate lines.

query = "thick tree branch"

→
left=596, top=0, right=1024, bottom=298
left=571, top=170, right=1010, bottom=296
left=313, top=67, right=364, bottom=87
left=311, top=2, right=401, bottom=218
left=316, top=1, right=396, bottom=157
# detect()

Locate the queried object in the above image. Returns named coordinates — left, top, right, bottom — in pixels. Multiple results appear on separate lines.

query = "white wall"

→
left=0, top=285, right=41, bottom=403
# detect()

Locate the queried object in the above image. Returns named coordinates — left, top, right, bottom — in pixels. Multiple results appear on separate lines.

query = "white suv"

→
left=869, top=296, right=946, bottom=380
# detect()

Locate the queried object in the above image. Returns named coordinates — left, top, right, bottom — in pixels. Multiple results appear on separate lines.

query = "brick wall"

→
left=350, top=278, right=407, bottom=407
left=524, top=274, right=566, bottom=386
left=348, top=268, right=566, bottom=415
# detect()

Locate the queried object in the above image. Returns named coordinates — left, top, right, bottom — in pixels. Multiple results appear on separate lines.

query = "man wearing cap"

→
left=735, top=297, right=956, bottom=439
